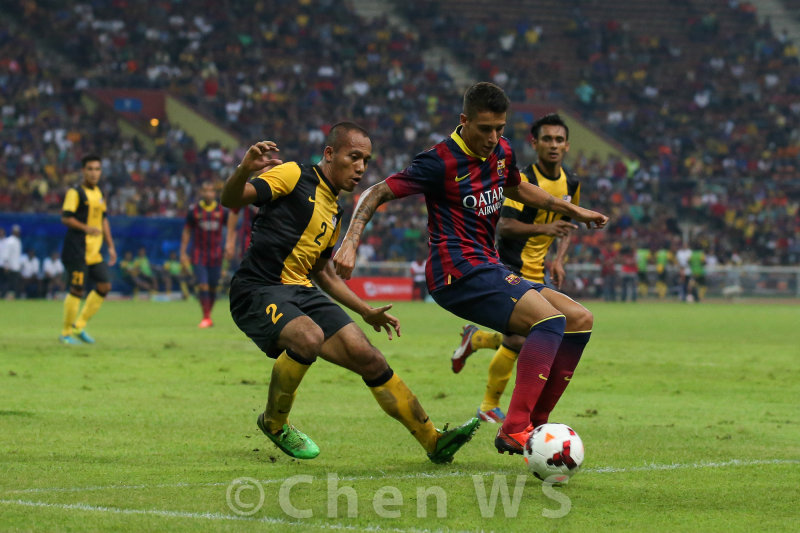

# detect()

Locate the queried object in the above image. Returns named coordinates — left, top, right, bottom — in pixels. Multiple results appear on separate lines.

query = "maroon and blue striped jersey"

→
left=385, top=127, right=521, bottom=292
left=185, top=200, right=228, bottom=267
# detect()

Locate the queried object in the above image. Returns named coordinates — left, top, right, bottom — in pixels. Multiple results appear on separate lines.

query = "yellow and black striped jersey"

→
left=496, top=163, right=580, bottom=282
left=235, top=162, right=342, bottom=287
left=61, top=184, right=107, bottom=266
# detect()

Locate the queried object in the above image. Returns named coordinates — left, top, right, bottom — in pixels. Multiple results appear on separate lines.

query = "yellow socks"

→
left=263, top=352, right=311, bottom=433
left=74, top=290, right=105, bottom=331
left=369, top=372, right=438, bottom=453
left=472, top=329, right=502, bottom=350
left=62, top=294, right=81, bottom=336
left=480, top=345, right=518, bottom=412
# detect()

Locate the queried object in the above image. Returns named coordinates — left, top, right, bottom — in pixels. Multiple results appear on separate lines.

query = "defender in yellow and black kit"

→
left=59, top=155, right=117, bottom=345
left=221, top=124, right=479, bottom=463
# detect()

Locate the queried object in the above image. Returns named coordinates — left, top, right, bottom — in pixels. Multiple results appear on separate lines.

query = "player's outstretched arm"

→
left=312, top=259, right=400, bottom=340
left=333, top=181, right=396, bottom=279
left=506, top=182, right=608, bottom=229
left=497, top=217, right=577, bottom=239
left=221, top=140, right=282, bottom=208
left=550, top=229, right=574, bottom=290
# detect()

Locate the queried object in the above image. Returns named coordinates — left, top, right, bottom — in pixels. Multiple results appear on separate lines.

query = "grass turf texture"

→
left=0, top=299, right=798, bottom=532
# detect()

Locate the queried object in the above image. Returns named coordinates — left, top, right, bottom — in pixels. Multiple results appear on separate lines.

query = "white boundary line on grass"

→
left=0, top=498, right=412, bottom=531
left=0, top=459, right=797, bottom=530
left=2, top=458, right=797, bottom=497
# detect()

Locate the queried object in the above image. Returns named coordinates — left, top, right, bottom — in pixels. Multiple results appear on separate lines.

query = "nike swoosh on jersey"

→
left=308, top=196, right=316, bottom=203
left=538, top=373, right=548, bottom=380
left=454, top=173, right=471, bottom=182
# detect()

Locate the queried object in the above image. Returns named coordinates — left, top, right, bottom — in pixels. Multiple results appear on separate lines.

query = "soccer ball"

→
left=523, top=423, right=584, bottom=483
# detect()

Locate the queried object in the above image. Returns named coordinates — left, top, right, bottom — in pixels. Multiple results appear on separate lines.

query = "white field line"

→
left=0, top=499, right=421, bottom=532
left=0, top=459, right=797, bottom=530
left=2, top=458, right=797, bottom=496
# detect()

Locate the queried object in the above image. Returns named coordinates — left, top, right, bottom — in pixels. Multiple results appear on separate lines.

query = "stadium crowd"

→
left=1, top=0, right=797, bottom=278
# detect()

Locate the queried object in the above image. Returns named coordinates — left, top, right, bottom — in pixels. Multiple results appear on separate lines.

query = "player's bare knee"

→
left=502, top=334, right=525, bottom=352
left=69, top=288, right=84, bottom=298
left=96, top=283, right=111, bottom=296
left=344, top=340, right=388, bottom=379
left=357, top=348, right=390, bottom=381
left=570, top=306, right=593, bottom=332
left=289, top=328, right=324, bottom=360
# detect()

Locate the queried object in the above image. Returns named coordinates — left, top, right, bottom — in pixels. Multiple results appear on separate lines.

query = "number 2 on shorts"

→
left=265, top=303, right=284, bottom=324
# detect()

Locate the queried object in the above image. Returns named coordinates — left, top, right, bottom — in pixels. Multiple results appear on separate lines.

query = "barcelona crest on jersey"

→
left=497, top=159, right=506, bottom=177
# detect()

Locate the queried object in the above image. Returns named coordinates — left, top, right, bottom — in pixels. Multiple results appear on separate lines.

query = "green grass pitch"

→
left=1, top=298, right=798, bottom=532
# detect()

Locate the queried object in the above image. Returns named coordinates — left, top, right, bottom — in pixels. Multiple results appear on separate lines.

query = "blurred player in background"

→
left=221, top=126, right=479, bottom=463
left=334, top=84, right=607, bottom=455
left=59, top=155, right=117, bottom=344
left=181, top=181, right=228, bottom=328
left=447, top=114, right=594, bottom=426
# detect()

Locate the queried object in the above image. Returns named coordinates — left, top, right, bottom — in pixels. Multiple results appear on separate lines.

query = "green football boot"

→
left=428, top=417, right=481, bottom=464
left=257, top=413, right=320, bottom=460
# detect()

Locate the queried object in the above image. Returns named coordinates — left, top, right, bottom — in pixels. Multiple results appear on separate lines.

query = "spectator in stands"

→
left=119, top=251, right=152, bottom=299
left=676, top=240, right=695, bottom=302
left=600, top=248, right=618, bottom=302
left=134, top=247, right=158, bottom=297
left=3, top=225, right=23, bottom=299
left=42, top=250, right=65, bottom=299
left=19, top=249, right=42, bottom=299
left=636, top=243, right=653, bottom=299
left=0, top=228, right=6, bottom=296
left=161, top=251, right=191, bottom=300
left=409, top=249, right=427, bottom=301
left=689, top=242, right=707, bottom=301
left=619, top=246, right=638, bottom=302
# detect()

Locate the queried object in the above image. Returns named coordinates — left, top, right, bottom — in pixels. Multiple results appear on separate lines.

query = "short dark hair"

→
left=324, top=121, right=370, bottom=151
left=81, top=154, right=101, bottom=167
left=530, top=113, right=569, bottom=140
left=462, top=82, right=510, bottom=119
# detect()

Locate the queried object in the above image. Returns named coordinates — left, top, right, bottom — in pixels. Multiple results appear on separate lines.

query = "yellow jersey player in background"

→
left=59, top=155, right=117, bottom=344
left=451, top=114, right=595, bottom=425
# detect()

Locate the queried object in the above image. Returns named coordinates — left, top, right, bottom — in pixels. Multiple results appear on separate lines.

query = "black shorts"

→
left=229, top=277, right=353, bottom=358
left=64, top=261, right=111, bottom=292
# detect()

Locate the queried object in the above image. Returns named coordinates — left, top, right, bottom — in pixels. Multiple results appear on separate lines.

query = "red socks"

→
left=502, top=315, right=566, bottom=433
